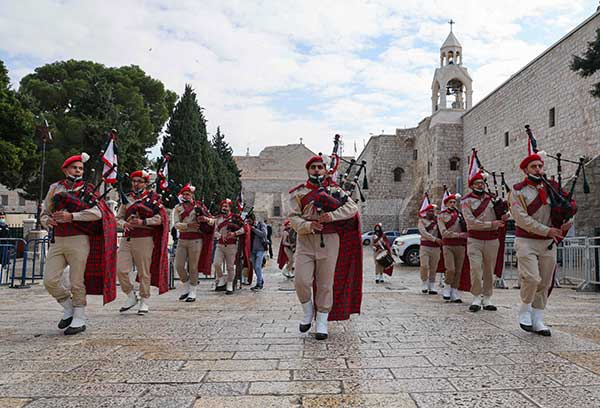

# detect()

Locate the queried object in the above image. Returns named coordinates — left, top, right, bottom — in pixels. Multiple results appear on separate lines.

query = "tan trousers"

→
left=284, top=247, right=295, bottom=270
left=516, top=237, right=556, bottom=309
left=467, top=238, right=499, bottom=297
left=295, top=233, right=339, bottom=313
left=214, top=243, right=237, bottom=283
left=117, top=236, right=154, bottom=298
left=443, top=245, right=466, bottom=289
left=419, top=246, right=440, bottom=282
left=175, top=238, right=203, bottom=286
left=44, top=235, right=90, bottom=307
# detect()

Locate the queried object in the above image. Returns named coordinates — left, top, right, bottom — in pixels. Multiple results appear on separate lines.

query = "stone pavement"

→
left=1, top=247, right=600, bottom=407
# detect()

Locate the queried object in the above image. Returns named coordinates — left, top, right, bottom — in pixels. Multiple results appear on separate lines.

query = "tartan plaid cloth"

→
left=198, top=223, right=215, bottom=276
left=235, top=223, right=253, bottom=284
left=313, top=214, right=363, bottom=322
left=52, top=186, right=117, bottom=304
left=52, top=189, right=102, bottom=237
left=277, top=237, right=289, bottom=269
left=150, top=205, right=169, bottom=294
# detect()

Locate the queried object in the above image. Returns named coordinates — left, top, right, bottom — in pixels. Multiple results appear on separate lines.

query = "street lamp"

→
left=35, top=117, right=52, bottom=230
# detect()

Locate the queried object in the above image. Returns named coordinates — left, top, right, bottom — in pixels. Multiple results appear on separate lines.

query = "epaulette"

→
left=513, top=180, right=527, bottom=191
left=289, top=183, right=306, bottom=194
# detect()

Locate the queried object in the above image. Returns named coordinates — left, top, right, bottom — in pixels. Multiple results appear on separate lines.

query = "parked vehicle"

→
left=392, top=233, right=421, bottom=266
left=361, top=231, right=375, bottom=246
left=401, top=228, right=419, bottom=235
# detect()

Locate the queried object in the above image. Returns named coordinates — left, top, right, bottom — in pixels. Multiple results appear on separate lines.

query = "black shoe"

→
left=483, top=305, right=497, bottom=311
left=299, top=323, right=311, bottom=333
left=469, top=305, right=481, bottom=312
left=215, top=284, right=226, bottom=292
left=179, top=293, right=189, bottom=301
left=185, top=297, right=196, bottom=302
left=58, top=317, right=73, bottom=330
left=443, top=296, right=451, bottom=301
left=64, top=325, right=86, bottom=336
left=421, top=289, right=428, bottom=294
left=315, top=332, right=328, bottom=341
left=534, top=328, right=552, bottom=337
left=520, top=323, right=533, bottom=332
left=250, top=285, right=263, bottom=291
left=225, top=290, right=233, bottom=295
left=452, top=299, right=463, bottom=304
left=428, top=290, right=438, bottom=295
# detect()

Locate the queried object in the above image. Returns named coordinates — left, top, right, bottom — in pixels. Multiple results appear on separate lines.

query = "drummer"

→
left=372, top=223, right=393, bottom=283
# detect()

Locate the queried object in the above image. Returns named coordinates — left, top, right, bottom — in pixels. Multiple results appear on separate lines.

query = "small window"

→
left=449, top=157, right=460, bottom=171
left=19, top=196, right=26, bottom=206
left=484, top=126, right=487, bottom=135
left=1, top=195, right=8, bottom=206
left=273, top=206, right=281, bottom=217
left=393, top=167, right=404, bottom=182
left=549, top=107, right=555, bottom=127
left=504, top=131, right=509, bottom=147
left=413, top=149, right=418, bottom=160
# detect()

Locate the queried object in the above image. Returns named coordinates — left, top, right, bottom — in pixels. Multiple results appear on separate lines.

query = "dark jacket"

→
left=250, top=221, right=268, bottom=253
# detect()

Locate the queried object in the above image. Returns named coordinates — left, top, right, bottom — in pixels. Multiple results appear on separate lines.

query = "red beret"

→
left=130, top=170, right=150, bottom=181
left=283, top=219, right=291, bottom=226
left=62, top=153, right=89, bottom=169
left=443, top=194, right=457, bottom=205
left=305, top=155, right=325, bottom=169
left=178, top=183, right=196, bottom=196
left=519, top=153, right=544, bottom=171
left=468, top=171, right=485, bottom=187
left=220, top=198, right=233, bottom=207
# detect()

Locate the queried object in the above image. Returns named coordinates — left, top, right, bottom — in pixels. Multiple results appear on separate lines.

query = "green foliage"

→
left=18, top=60, right=176, bottom=199
left=571, top=28, right=600, bottom=98
left=161, top=85, right=241, bottom=211
left=0, top=60, right=37, bottom=193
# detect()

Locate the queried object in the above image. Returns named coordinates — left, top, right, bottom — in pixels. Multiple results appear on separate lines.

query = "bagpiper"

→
left=417, top=197, right=441, bottom=295
left=438, top=192, right=468, bottom=303
left=41, top=153, right=117, bottom=335
left=173, top=183, right=214, bottom=302
left=288, top=155, right=361, bottom=340
left=116, top=170, right=169, bottom=315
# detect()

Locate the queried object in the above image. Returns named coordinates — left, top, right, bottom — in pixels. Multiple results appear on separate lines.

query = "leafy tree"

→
left=571, top=28, right=600, bottom=98
left=0, top=60, right=37, bottom=192
left=161, top=84, right=215, bottom=207
left=18, top=60, right=176, bottom=199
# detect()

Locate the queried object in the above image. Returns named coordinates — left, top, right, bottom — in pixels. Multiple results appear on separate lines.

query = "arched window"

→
left=393, top=167, right=404, bottom=182
left=449, top=157, right=460, bottom=171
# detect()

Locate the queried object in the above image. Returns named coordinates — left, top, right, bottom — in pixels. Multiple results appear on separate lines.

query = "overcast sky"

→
left=1, top=0, right=597, bottom=157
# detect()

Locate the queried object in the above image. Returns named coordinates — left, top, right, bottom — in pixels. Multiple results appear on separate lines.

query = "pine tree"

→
left=571, top=28, right=600, bottom=98
left=161, top=84, right=215, bottom=206
left=212, top=126, right=241, bottom=202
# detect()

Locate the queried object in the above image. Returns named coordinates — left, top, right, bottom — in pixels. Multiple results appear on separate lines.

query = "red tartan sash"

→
left=515, top=227, right=548, bottom=240
left=52, top=187, right=103, bottom=237
left=445, top=211, right=458, bottom=229
left=179, top=203, right=203, bottom=240
left=471, top=195, right=492, bottom=218
left=299, top=188, right=343, bottom=213
left=217, top=214, right=243, bottom=245
left=468, top=230, right=499, bottom=240
left=125, top=193, right=162, bottom=238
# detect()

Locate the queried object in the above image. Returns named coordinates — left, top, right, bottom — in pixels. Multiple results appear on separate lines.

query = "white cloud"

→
left=0, top=0, right=597, bottom=157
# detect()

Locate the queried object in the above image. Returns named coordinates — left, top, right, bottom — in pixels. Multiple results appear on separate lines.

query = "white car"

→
left=392, top=233, right=421, bottom=267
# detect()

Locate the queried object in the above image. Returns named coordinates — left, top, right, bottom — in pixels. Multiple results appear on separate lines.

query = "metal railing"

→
left=498, top=236, right=600, bottom=291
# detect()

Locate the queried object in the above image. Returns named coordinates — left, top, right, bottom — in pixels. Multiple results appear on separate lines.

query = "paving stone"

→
left=183, top=359, right=278, bottom=371
left=558, top=351, right=600, bottom=374
left=204, top=370, right=291, bottom=382
left=411, top=390, right=539, bottom=407
left=248, top=380, right=342, bottom=395
left=390, top=365, right=493, bottom=379
left=143, top=351, right=234, bottom=360
left=292, top=368, right=393, bottom=381
left=343, top=378, right=455, bottom=393
left=278, top=358, right=348, bottom=370
left=346, top=356, right=431, bottom=369
left=23, top=397, right=137, bottom=408
left=522, top=385, right=600, bottom=407
left=301, top=393, right=417, bottom=407
left=194, top=395, right=301, bottom=408
left=448, top=374, right=560, bottom=391
left=0, top=399, right=30, bottom=408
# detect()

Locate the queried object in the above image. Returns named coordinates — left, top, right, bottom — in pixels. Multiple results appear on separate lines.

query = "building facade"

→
left=359, top=9, right=600, bottom=236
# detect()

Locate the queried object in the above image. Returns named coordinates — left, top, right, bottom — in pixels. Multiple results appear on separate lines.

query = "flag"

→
left=101, top=131, right=118, bottom=184
left=236, top=191, right=244, bottom=212
left=354, top=140, right=357, bottom=156
left=418, top=193, right=430, bottom=217
left=440, top=187, right=449, bottom=211
left=158, top=161, right=169, bottom=190
left=468, top=149, right=480, bottom=182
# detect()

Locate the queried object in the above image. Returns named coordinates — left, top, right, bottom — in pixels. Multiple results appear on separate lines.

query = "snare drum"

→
left=375, top=251, right=394, bottom=268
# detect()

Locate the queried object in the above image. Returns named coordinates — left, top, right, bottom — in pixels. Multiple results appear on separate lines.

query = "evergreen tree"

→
left=0, top=60, right=37, bottom=192
left=161, top=84, right=215, bottom=207
left=212, top=126, right=241, bottom=202
left=571, top=28, right=600, bottom=98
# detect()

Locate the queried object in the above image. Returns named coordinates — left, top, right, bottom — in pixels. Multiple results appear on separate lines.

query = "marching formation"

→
left=38, top=127, right=587, bottom=341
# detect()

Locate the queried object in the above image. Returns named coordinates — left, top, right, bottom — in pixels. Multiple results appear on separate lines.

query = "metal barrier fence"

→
left=498, top=236, right=600, bottom=291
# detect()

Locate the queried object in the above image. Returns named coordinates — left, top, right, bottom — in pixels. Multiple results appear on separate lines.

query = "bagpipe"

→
left=471, top=149, right=510, bottom=220
left=524, top=125, right=589, bottom=236
left=336, top=136, right=369, bottom=203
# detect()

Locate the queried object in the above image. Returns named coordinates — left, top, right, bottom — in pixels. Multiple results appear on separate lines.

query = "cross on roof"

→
left=448, top=19, right=455, bottom=32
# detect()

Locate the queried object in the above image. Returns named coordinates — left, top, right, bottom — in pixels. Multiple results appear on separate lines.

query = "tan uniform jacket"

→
left=417, top=218, right=440, bottom=241
left=174, top=203, right=201, bottom=232
left=510, top=185, right=552, bottom=237
left=209, top=214, right=245, bottom=241
left=438, top=210, right=464, bottom=239
left=461, top=193, right=498, bottom=232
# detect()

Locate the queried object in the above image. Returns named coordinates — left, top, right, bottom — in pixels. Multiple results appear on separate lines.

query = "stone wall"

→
left=462, top=11, right=600, bottom=189
left=0, top=184, right=37, bottom=214
left=567, top=155, right=600, bottom=237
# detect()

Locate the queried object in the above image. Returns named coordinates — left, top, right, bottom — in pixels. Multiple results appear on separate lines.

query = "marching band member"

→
left=277, top=219, right=296, bottom=278
left=41, top=153, right=117, bottom=335
left=417, top=201, right=441, bottom=295
left=438, top=193, right=468, bottom=303
left=288, top=155, right=361, bottom=340
left=371, top=223, right=392, bottom=283
left=116, top=170, right=169, bottom=315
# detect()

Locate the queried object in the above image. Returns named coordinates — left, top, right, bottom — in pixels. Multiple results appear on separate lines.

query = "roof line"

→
left=463, top=9, right=600, bottom=117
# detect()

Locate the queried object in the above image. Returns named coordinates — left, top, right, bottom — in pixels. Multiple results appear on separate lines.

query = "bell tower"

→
left=431, top=21, right=472, bottom=121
